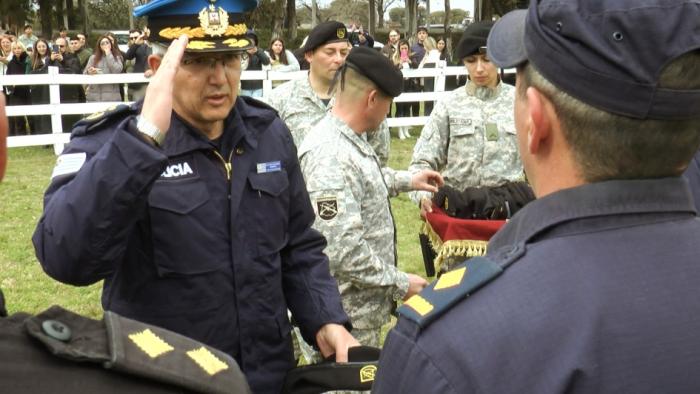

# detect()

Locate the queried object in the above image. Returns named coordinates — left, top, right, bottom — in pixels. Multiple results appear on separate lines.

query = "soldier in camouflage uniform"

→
left=266, top=21, right=391, bottom=166
left=298, top=47, right=443, bottom=346
left=408, top=21, right=524, bottom=214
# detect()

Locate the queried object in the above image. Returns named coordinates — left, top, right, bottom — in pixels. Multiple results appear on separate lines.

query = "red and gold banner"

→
left=422, top=206, right=506, bottom=273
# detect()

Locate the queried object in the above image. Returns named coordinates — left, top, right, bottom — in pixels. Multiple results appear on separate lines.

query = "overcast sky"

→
left=427, top=0, right=475, bottom=13
left=380, top=0, right=476, bottom=20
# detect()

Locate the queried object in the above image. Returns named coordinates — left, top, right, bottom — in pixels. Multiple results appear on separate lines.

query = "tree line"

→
left=0, top=0, right=524, bottom=44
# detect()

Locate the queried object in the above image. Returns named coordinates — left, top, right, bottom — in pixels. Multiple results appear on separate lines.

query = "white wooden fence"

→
left=2, top=64, right=510, bottom=155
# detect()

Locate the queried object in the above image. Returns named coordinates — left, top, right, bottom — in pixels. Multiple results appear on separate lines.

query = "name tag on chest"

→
left=257, top=161, right=281, bottom=174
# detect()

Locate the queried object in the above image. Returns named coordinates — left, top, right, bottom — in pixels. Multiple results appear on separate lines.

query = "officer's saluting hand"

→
left=138, top=34, right=188, bottom=145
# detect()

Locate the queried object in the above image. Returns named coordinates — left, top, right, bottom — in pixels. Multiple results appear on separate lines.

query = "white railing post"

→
left=436, top=61, right=446, bottom=93
left=262, top=69, right=273, bottom=98
left=48, top=66, right=65, bottom=155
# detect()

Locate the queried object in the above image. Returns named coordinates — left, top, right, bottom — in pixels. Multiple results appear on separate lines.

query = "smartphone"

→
left=51, top=44, right=59, bottom=53
left=400, top=49, right=409, bottom=61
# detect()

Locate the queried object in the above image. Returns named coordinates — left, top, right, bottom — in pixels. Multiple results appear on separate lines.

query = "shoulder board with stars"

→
left=23, top=306, right=250, bottom=393
left=398, top=256, right=504, bottom=329
left=103, top=310, right=250, bottom=393
left=72, top=104, right=136, bottom=137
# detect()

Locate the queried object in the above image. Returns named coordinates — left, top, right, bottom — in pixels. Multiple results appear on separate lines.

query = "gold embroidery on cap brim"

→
left=159, top=27, right=206, bottom=40
left=225, top=23, right=247, bottom=36
left=187, top=40, right=216, bottom=49
left=223, top=38, right=249, bottom=48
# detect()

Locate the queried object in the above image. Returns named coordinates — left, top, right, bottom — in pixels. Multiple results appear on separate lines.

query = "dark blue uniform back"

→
left=373, top=178, right=700, bottom=393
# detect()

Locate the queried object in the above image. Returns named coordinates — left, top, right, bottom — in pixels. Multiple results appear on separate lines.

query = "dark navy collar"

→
left=489, top=177, right=697, bottom=253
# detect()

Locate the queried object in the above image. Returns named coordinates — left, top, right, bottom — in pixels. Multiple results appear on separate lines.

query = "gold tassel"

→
left=421, top=222, right=489, bottom=273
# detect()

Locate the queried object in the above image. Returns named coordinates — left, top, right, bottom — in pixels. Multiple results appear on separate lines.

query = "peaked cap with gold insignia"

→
left=133, top=0, right=257, bottom=52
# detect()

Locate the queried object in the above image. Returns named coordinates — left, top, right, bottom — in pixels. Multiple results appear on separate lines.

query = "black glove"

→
left=433, top=182, right=535, bottom=220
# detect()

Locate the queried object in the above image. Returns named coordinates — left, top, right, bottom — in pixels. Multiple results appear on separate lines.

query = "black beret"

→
left=455, top=21, right=494, bottom=61
left=345, top=46, right=403, bottom=98
left=302, top=21, right=349, bottom=53
left=282, top=346, right=380, bottom=393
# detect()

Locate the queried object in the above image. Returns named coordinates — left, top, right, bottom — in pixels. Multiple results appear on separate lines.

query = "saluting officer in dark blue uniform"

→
left=31, top=1, right=359, bottom=393
left=373, top=1, right=700, bottom=393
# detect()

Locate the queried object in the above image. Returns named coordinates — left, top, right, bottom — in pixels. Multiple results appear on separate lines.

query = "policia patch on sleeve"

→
left=399, top=257, right=505, bottom=329
left=316, top=196, right=339, bottom=220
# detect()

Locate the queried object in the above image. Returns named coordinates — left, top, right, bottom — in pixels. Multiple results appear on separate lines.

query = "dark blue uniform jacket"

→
left=373, top=178, right=700, bottom=394
left=33, top=97, right=350, bottom=394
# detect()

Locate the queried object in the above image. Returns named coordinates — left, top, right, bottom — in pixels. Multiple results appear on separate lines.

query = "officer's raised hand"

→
left=141, top=34, right=189, bottom=141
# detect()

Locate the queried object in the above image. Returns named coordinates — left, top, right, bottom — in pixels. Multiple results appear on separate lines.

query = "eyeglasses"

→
left=181, top=53, right=248, bottom=70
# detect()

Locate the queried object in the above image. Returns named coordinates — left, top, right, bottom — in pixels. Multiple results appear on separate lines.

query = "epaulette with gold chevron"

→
left=398, top=257, right=504, bottom=329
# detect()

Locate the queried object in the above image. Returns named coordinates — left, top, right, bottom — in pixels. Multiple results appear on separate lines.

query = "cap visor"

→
left=487, top=9, right=527, bottom=69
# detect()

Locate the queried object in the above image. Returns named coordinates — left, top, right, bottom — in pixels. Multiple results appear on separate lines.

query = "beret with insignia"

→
left=454, top=21, right=494, bottom=61
left=133, top=0, right=256, bottom=53
left=345, top=46, right=403, bottom=98
left=302, top=21, right=349, bottom=53
left=283, top=346, right=380, bottom=392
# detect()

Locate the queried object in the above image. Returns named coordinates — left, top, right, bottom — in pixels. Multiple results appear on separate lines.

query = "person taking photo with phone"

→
left=83, top=34, right=124, bottom=102
left=391, top=39, right=418, bottom=139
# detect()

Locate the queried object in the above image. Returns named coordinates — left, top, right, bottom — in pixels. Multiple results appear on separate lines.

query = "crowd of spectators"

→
left=0, top=25, right=151, bottom=135
left=3, top=22, right=476, bottom=137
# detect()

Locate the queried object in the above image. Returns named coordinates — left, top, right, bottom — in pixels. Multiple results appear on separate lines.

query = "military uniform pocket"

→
left=148, top=179, right=225, bottom=276
left=246, top=170, right=290, bottom=255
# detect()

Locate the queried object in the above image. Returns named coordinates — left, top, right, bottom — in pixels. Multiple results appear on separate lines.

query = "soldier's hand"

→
left=315, top=323, right=360, bottom=363
left=141, top=34, right=188, bottom=137
left=404, top=274, right=429, bottom=300
left=411, top=170, right=444, bottom=193
left=420, top=197, right=433, bottom=218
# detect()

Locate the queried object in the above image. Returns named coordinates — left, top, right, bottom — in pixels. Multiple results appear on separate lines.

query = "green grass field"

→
left=0, top=129, right=427, bottom=318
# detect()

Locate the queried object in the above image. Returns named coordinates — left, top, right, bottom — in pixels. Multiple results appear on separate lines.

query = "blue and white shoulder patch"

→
left=51, top=152, right=87, bottom=179
left=399, top=257, right=504, bottom=329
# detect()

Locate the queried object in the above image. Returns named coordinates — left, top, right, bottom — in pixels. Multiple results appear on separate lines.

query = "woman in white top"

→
left=265, top=38, right=300, bottom=88
left=419, top=36, right=441, bottom=116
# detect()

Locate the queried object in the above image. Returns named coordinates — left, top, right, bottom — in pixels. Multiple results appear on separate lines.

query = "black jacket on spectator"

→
left=240, top=49, right=270, bottom=91
left=47, top=52, right=84, bottom=104
left=6, top=53, right=31, bottom=103
left=124, top=43, right=152, bottom=73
